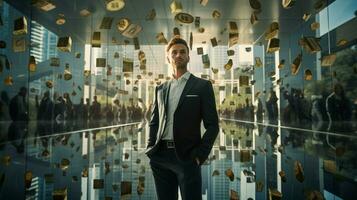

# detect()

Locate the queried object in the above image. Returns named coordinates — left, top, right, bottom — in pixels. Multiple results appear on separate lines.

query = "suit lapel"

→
left=176, top=74, right=196, bottom=110
left=162, top=82, right=170, bottom=114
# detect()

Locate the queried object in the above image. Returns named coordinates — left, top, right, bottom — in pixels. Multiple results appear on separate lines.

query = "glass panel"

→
left=0, top=0, right=357, bottom=199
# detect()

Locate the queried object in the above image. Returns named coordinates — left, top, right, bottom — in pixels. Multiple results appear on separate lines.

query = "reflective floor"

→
left=0, top=119, right=356, bottom=200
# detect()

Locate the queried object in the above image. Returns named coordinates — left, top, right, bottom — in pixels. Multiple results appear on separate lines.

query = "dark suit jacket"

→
left=145, top=74, right=219, bottom=164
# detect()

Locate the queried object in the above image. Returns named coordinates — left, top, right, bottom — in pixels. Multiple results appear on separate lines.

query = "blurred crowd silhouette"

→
left=219, top=83, right=356, bottom=133
left=0, top=87, right=148, bottom=150
left=1, top=82, right=356, bottom=152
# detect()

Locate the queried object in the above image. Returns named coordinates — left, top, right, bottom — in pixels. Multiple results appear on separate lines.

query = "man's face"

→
left=167, top=44, right=189, bottom=70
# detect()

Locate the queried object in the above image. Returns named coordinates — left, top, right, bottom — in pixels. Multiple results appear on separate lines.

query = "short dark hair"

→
left=166, top=37, right=189, bottom=52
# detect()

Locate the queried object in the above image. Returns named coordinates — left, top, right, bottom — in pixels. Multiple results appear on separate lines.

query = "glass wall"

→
left=0, top=0, right=357, bottom=199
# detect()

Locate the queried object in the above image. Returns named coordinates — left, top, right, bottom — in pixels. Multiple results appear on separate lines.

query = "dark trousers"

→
left=149, top=148, right=202, bottom=200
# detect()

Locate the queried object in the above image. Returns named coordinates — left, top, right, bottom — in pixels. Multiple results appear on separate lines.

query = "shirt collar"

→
left=172, top=71, right=191, bottom=82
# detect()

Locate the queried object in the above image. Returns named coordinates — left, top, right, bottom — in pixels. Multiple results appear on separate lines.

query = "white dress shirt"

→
left=162, top=71, right=191, bottom=140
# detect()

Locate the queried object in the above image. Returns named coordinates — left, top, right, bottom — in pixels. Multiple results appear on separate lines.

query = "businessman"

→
left=145, top=37, right=219, bottom=200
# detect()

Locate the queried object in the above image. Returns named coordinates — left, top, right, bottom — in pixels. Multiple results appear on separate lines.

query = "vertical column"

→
left=274, top=51, right=282, bottom=192
left=274, top=51, right=280, bottom=119
left=252, top=72, right=256, bottom=122
left=219, top=71, right=225, bottom=105
left=315, top=14, right=322, bottom=80
left=231, top=66, right=234, bottom=95
left=81, top=131, right=89, bottom=200
left=237, top=76, right=240, bottom=94
left=276, top=123, right=282, bottom=192
left=138, top=79, right=142, bottom=99
left=145, top=80, right=149, bottom=107
left=83, top=44, right=91, bottom=101
left=145, top=80, right=150, bottom=146
left=218, top=127, right=225, bottom=160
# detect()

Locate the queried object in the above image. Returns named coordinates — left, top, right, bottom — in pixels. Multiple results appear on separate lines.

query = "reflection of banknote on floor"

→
left=50, top=57, right=60, bottom=67
left=13, top=37, right=26, bottom=52
left=52, top=188, right=67, bottom=200
left=123, top=58, right=133, bottom=72
left=96, top=58, right=106, bottom=68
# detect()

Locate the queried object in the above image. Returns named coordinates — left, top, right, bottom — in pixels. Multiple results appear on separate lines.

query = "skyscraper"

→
left=30, top=21, right=58, bottom=63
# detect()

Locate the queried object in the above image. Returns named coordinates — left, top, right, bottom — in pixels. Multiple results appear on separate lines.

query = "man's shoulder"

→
left=195, top=76, right=209, bottom=82
left=156, top=81, right=167, bottom=89
left=190, top=75, right=211, bottom=86
left=156, top=74, right=210, bottom=88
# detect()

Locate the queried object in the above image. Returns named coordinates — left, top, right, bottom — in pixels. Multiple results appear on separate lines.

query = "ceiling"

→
left=6, top=0, right=332, bottom=46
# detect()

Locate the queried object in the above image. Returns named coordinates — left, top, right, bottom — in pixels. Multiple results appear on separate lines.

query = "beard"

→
left=175, top=63, right=187, bottom=70
left=173, top=60, right=188, bottom=69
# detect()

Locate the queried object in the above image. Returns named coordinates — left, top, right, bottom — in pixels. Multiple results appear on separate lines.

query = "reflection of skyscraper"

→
left=26, top=176, right=40, bottom=199
left=89, top=164, right=104, bottom=200
left=207, top=159, right=240, bottom=200
left=44, top=31, right=58, bottom=60
left=30, top=21, right=58, bottom=63
left=121, top=127, right=157, bottom=200
left=240, top=170, right=255, bottom=200
left=30, top=21, right=43, bottom=62
left=29, top=21, right=58, bottom=95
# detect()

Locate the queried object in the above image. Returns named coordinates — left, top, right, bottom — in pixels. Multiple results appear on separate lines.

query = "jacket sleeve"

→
left=192, top=80, right=219, bottom=164
left=147, top=86, right=159, bottom=148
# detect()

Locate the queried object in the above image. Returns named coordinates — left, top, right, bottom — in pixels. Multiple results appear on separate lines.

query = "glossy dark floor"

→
left=0, top=119, right=356, bottom=200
